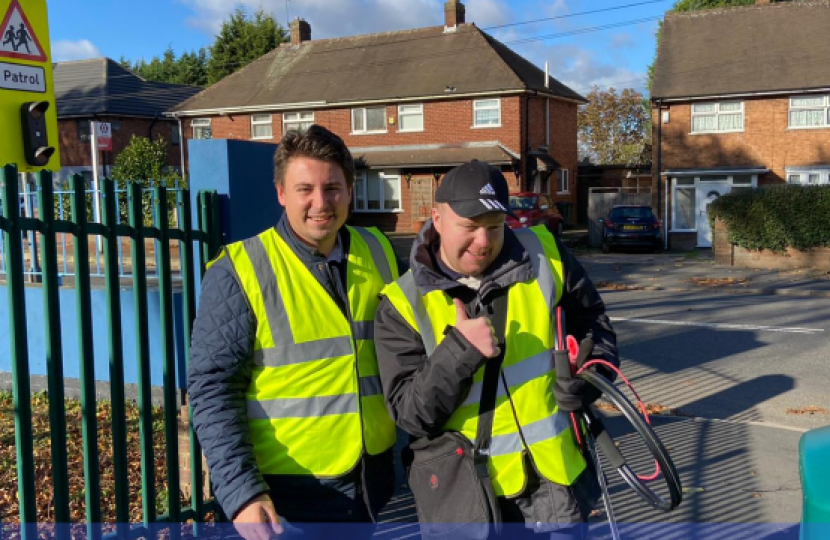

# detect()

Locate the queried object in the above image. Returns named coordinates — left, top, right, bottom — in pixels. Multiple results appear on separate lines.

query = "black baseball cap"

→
left=435, top=160, right=516, bottom=218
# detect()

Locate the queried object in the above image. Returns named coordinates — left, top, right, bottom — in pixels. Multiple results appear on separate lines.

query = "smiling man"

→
left=374, top=160, right=618, bottom=539
left=188, top=125, right=400, bottom=540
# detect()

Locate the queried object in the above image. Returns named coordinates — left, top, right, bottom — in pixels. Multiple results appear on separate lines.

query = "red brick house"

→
left=651, top=0, right=830, bottom=250
left=54, top=58, right=201, bottom=184
left=169, top=0, right=585, bottom=233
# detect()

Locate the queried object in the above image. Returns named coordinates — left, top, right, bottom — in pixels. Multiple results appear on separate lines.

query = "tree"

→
left=110, top=135, right=184, bottom=225
left=122, top=46, right=209, bottom=87
left=578, top=87, right=651, bottom=165
left=207, top=7, right=287, bottom=85
left=111, top=135, right=182, bottom=185
left=648, top=0, right=756, bottom=90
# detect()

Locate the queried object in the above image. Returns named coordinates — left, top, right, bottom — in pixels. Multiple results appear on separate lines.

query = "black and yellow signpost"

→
left=0, top=0, right=58, bottom=171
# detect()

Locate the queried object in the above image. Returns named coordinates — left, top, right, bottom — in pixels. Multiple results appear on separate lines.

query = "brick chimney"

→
left=290, top=18, right=311, bottom=46
left=444, top=0, right=465, bottom=28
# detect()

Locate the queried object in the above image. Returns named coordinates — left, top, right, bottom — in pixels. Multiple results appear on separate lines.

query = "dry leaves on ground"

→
left=0, top=391, right=193, bottom=526
left=594, top=401, right=691, bottom=417
left=786, top=406, right=828, bottom=415
left=685, top=277, right=750, bottom=287
left=595, top=281, right=643, bottom=291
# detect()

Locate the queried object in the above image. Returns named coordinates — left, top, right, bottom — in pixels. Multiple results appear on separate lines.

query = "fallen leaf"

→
left=786, top=406, right=828, bottom=415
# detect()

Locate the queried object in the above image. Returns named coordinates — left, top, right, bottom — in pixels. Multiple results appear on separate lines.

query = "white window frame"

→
left=351, top=106, right=388, bottom=134
left=788, top=95, right=830, bottom=130
left=557, top=169, right=569, bottom=194
left=192, top=118, right=212, bottom=140
left=283, top=111, right=314, bottom=134
left=472, top=98, right=501, bottom=128
left=352, top=169, right=403, bottom=213
left=670, top=174, right=759, bottom=232
left=785, top=169, right=830, bottom=185
left=251, top=114, right=273, bottom=140
left=397, top=104, right=424, bottom=133
left=690, top=101, right=744, bottom=134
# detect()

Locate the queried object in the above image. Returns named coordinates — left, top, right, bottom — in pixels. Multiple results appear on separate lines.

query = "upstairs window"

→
left=691, top=101, right=743, bottom=133
left=283, top=111, right=314, bottom=134
left=473, top=99, right=501, bottom=127
left=192, top=118, right=212, bottom=140
left=398, top=104, right=424, bottom=132
left=789, top=95, right=830, bottom=129
left=77, top=120, right=91, bottom=143
left=251, top=114, right=273, bottom=139
left=352, top=107, right=387, bottom=134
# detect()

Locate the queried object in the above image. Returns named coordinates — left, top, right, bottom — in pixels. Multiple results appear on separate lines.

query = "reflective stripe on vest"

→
left=381, top=226, right=584, bottom=496
left=225, top=226, right=397, bottom=476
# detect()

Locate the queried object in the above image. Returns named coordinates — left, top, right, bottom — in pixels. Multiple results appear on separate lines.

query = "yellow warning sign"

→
left=0, top=0, right=59, bottom=172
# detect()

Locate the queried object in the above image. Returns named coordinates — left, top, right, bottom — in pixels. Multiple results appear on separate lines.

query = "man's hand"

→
left=454, top=298, right=500, bottom=358
left=233, top=494, right=283, bottom=540
left=554, top=337, right=602, bottom=412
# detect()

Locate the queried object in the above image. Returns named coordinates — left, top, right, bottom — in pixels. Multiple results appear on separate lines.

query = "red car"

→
left=506, top=192, right=565, bottom=236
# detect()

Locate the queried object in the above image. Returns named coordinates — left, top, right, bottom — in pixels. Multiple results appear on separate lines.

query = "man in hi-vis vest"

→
left=189, top=125, right=400, bottom=539
left=374, top=161, right=618, bottom=539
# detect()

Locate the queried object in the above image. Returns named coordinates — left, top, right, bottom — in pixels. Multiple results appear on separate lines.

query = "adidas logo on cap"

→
left=479, top=183, right=496, bottom=195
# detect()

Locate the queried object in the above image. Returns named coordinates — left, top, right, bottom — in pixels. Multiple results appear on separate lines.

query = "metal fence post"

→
left=1, top=164, right=37, bottom=532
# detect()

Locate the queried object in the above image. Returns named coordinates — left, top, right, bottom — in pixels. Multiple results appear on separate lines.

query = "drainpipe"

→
left=524, top=95, right=531, bottom=191
left=656, top=99, right=668, bottom=251
left=177, top=116, right=187, bottom=182
left=148, top=114, right=159, bottom=140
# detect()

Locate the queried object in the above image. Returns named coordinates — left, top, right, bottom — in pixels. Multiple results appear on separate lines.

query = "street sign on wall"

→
left=0, top=0, right=59, bottom=172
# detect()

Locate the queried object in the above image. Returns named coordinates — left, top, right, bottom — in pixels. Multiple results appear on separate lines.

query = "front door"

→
left=697, top=183, right=730, bottom=247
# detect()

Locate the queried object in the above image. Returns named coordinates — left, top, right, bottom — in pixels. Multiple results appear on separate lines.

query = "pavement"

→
left=560, top=228, right=830, bottom=299
left=379, top=229, right=825, bottom=532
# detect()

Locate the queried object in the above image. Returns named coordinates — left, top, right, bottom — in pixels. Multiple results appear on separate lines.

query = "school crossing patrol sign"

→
left=0, top=0, right=59, bottom=172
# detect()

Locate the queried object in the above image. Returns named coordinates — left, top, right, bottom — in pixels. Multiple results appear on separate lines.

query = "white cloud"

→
left=51, top=39, right=101, bottom=62
left=609, top=33, right=634, bottom=50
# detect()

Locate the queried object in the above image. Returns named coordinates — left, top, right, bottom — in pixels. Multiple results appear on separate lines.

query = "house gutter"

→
left=657, top=86, right=830, bottom=103
left=167, top=89, right=585, bottom=118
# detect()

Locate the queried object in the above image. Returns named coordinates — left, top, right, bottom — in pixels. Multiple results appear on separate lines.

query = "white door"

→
left=697, top=183, right=730, bottom=247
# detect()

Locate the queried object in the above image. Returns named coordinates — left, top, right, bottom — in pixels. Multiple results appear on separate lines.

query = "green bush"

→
left=708, top=185, right=830, bottom=252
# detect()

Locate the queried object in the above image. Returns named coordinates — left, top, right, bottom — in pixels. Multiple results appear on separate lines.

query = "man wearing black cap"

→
left=374, top=160, right=617, bottom=539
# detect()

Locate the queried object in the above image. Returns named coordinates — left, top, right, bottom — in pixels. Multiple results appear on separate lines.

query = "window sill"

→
left=786, top=126, right=830, bottom=131
left=251, top=136, right=274, bottom=141
left=397, top=129, right=425, bottom=133
left=351, top=131, right=388, bottom=136
left=689, top=130, right=744, bottom=135
left=471, top=124, right=502, bottom=129
left=556, top=191, right=570, bottom=195
left=352, top=209, right=404, bottom=214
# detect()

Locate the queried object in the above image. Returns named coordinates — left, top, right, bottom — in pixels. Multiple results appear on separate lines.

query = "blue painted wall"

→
left=0, top=285, right=186, bottom=388
left=188, top=138, right=283, bottom=245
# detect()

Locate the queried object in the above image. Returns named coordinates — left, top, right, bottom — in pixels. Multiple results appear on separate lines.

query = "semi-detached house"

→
left=169, top=0, right=586, bottom=233
left=652, top=0, right=830, bottom=249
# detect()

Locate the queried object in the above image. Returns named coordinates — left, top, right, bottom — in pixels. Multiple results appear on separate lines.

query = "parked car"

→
left=506, top=192, right=564, bottom=236
left=599, top=205, right=663, bottom=253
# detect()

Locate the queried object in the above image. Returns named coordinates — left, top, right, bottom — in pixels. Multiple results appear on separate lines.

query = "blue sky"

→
left=47, top=0, right=669, bottom=95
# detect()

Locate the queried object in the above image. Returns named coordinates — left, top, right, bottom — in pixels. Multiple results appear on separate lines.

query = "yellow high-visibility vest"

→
left=382, top=226, right=586, bottom=497
left=217, top=225, right=398, bottom=476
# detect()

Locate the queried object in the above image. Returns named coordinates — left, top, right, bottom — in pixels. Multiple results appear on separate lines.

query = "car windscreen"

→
left=510, top=196, right=537, bottom=210
left=610, top=207, right=655, bottom=221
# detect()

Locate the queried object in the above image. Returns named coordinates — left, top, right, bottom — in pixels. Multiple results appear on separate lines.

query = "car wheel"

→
left=601, top=241, right=610, bottom=254
left=555, top=222, right=564, bottom=237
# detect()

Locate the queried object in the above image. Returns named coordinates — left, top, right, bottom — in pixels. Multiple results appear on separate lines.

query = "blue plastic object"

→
left=800, top=425, right=830, bottom=540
